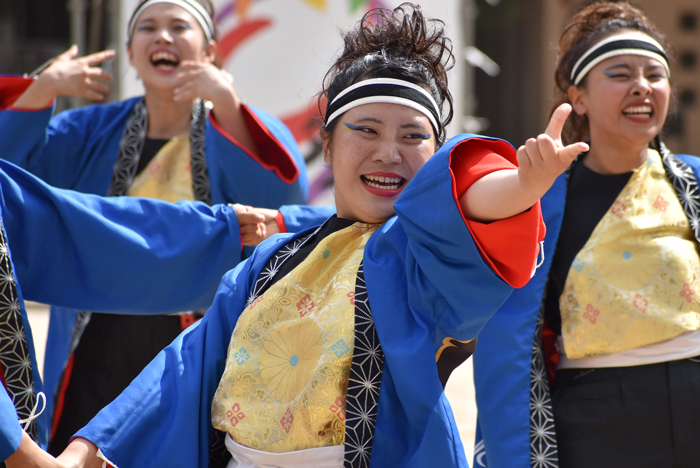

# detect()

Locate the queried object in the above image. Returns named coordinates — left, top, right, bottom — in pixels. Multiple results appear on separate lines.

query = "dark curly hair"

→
left=320, top=3, right=455, bottom=146
left=552, top=1, right=671, bottom=145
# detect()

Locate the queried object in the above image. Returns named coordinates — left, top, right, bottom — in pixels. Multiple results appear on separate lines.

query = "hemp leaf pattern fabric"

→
left=0, top=221, right=38, bottom=441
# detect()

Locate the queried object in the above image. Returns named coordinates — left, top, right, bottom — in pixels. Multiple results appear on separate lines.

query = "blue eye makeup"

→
left=414, top=132, right=433, bottom=140
left=343, top=123, right=367, bottom=131
left=602, top=71, right=623, bottom=78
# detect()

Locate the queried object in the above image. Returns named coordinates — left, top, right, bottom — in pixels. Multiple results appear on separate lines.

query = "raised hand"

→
left=460, top=103, right=588, bottom=222
left=13, top=45, right=115, bottom=109
left=173, top=61, right=235, bottom=104
left=516, top=103, right=589, bottom=198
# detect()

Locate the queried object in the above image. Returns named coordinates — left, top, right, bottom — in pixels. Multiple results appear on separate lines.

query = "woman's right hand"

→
left=12, top=45, right=115, bottom=109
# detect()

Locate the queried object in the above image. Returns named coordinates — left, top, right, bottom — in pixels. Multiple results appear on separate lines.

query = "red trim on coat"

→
left=209, top=105, right=299, bottom=183
left=0, top=76, right=53, bottom=111
left=50, top=354, right=75, bottom=441
left=275, top=210, right=287, bottom=234
left=449, top=138, right=546, bottom=288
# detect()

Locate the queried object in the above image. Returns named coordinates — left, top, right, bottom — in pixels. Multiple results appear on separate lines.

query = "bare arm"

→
left=460, top=104, right=588, bottom=222
left=174, top=61, right=258, bottom=154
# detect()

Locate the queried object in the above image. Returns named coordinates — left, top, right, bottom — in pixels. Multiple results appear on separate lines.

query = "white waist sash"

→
left=225, top=435, right=344, bottom=468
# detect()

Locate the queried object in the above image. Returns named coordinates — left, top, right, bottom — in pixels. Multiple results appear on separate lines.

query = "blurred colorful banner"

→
left=119, top=0, right=463, bottom=205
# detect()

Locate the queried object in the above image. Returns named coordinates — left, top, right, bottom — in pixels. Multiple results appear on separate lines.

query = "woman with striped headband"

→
left=0, top=0, right=309, bottom=456
left=473, top=3, right=700, bottom=468
left=26, top=3, right=584, bottom=468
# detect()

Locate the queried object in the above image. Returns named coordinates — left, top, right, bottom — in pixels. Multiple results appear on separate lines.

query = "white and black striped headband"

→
left=128, top=0, right=215, bottom=42
left=570, top=33, right=669, bottom=86
left=325, top=78, right=442, bottom=133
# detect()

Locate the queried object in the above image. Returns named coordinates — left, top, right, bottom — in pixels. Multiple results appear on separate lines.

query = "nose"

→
left=631, top=74, right=652, bottom=96
left=372, top=142, right=403, bottom=165
left=154, top=27, right=174, bottom=44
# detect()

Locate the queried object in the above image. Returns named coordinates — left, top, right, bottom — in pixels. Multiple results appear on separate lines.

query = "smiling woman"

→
left=0, top=0, right=309, bottom=456
left=34, top=3, right=588, bottom=468
left=473, top=3, right=700, bottom=468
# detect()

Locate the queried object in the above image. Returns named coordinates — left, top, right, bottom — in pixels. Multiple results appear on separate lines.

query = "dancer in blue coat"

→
left=0, top=0, right=309, bottom=451
left=43, top=4, right=586, bottom=468
left=0, top=157, right=251, bottom=463
left=473, top=3, right=700, bottom=468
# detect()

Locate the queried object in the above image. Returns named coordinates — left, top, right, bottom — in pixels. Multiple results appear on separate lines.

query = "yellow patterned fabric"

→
left=211, top=223, right=379, bottom=453
left=127, top=136, right=195, bottom=201
left=560, top=149, right=700, bottom=359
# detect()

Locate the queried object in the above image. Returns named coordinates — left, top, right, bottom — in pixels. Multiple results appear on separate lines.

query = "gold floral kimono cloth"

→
left=560, top=149, right=700, bottom=359
left=128, top=135, right=195, bottom=202
left=211, top=223, right=379, bottom=453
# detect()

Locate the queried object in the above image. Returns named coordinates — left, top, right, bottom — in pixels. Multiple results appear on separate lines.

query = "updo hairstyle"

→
left=553, top=2, right=671, bottom=145
left=320, top=2, right=455, bottom=146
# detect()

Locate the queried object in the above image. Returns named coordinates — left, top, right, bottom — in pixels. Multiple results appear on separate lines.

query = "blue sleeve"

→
left=0, top=100, right=132, bottom=192
left=279, top=204, right=335, bottom=233
left=390, top=134, right=519, bottom=340
left=0, top=385, right=22, bottom=462
left=206, top=105, right=308, bottom=207
left=0, top=159, right=243, bottom=314
left=75, top=235, right=292, bottom=468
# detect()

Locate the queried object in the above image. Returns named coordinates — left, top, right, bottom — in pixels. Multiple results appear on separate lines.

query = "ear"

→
left=322, top=133, right=332, bottom=164
left=127, top=43, right=135, bottom=67
left=568, top=85, right=588, bottom=116
left=204, top=40, right=217, bottom=63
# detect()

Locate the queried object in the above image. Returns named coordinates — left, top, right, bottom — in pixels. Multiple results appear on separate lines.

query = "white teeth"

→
left=151, top=51, right=178, bottom=63
left=364, top=174, right=402, bottom=184
left=365, top=180, right=401, bottom=190
left=623, top=105, right=652, bottom=115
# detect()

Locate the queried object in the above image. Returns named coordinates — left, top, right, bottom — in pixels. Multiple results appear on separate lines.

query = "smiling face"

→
left=323, top=102, right=437, bottom=224
left=128, top=3, right=215, bottom=90
left=569, top=33, right=671, bottom=150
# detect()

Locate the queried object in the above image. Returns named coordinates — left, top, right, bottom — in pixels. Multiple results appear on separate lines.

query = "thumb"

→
left=58, top=44, right=79, bottom=61
left=544, top=103, right=572, bottom=142
left=559, top=141, right=589, bottom=165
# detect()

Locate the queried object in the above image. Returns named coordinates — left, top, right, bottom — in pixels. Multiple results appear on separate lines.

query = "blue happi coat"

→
left=77, top=134, right=543, bottom=468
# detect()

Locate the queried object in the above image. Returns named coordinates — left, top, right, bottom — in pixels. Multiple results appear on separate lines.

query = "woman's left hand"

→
left=516, top=103, right=589, bottom=199
left=173, top=61, right=237, bottom=104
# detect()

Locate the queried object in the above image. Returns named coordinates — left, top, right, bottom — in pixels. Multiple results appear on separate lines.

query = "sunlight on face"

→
left=323, top=102, right=437, bottom=224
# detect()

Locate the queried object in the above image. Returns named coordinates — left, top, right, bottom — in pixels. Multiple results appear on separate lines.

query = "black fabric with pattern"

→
left=0, top=219, right=38, bottom=442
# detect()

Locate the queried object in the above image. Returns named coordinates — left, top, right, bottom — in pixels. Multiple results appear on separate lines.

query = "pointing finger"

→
left=83, top=49, right=116, bottom=66
left=544, top=103, right=572, bottom=142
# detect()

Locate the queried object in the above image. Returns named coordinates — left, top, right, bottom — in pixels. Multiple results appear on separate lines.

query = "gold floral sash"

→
left=127, top=135, right=195, bottom=201
left=211, top=223, right=378, bottom=453
left=560, top=150, right=700, bottom=359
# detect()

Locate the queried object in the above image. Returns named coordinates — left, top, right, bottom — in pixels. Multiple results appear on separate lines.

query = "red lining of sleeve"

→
left=0, top=76, right=53, bottom=111
left=209, top=105, right=299, bottom=184
left=449, top=138, right=546, bottom=288
left=275, top=210, right=287, bottom=233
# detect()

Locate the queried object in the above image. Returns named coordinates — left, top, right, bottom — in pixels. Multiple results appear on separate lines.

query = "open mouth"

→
left=622, top=105, right=653, bottom=119
left=150, top=51, right=180, bottom=70
left=361, top=174, right=406, bottom=191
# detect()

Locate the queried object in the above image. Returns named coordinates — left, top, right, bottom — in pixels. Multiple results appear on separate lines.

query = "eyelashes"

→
left=343, top=122, right=433, bottom=140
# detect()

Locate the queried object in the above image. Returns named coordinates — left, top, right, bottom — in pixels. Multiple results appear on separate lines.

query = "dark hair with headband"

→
left=127, top=0, right=217, bottom=45
left=553, top=1, right=672, bottom=145
left=319, top=2, right=455, bottom=147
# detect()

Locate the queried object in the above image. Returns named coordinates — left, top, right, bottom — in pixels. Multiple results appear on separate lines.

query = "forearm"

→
left=11, top=75, right=56, bottom=110
left=55, top=439, right=101, bottom=468
left=209, top=88, right=259, bottom=155
left=4, top=432, right=57, bottom=468
left=459, top=169, right=540, bottom=222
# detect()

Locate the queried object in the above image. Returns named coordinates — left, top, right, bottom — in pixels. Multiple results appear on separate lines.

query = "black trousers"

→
left=553, top=357, right=700, bottom=468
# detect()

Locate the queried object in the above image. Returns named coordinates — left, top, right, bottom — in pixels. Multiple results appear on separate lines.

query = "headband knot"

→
left=570, top=33, right=669, bottom=86
left=128, top=0, right=215, bottom=42
left=324, top=77, right=442, bottom=134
